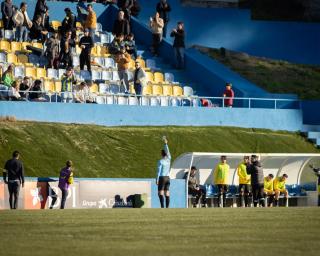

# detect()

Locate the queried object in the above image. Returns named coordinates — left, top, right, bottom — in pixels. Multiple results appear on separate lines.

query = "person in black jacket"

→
left=61, top=8, right=76, bottom=39
left=156, top=0, right=171, bottom=38
left=1, top=0, right=13, bottom=30
left=29, top=15, right=48, bottom=43
left=170, top=21, right=185, bottom=69
left=112, top=10, right=130, bottom=37
left=59, top=30, right=75, bottom=69
left=246, top=155, right=265, bottom=207
left=3, top=151, right=25, bottom=209
left=130, top=0, right=141, bottom=18
left=33, top=0, right=47, bottom=22
left=79, top=29, right=94, bottom=73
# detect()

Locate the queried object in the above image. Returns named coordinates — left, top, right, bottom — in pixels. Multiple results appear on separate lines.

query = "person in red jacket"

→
left=223, top=83, right=234, bottom=108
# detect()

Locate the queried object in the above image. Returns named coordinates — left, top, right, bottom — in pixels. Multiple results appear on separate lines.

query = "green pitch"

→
left=1, top=208, right=319, bottom=256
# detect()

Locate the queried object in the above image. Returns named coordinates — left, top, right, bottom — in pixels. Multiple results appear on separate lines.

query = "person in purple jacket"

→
left=58, top=160, right=74, bottom=209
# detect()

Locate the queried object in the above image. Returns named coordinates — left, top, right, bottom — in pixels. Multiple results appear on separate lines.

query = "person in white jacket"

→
left=12, top=2, right=32, bottom=42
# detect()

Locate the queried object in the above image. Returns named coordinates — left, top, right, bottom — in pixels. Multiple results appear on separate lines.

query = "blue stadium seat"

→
left=146, top=59, right=156, bottom=70
left=128, top=96, right=139, bottom=106
left=171, top=97, right=181, bottom=107
left=106, top=95, right=114, bottom=104
left=150, top=97, right=160, bottom=106
left=109, top=84, right=120, bottom=94
left=99, top=83, right=109, bottom=94
left=80, top=70, right=92, bottom=81
left=14, top=66, right=24, bottom=78
left=4, top=30, right=14, bottom=40
left=105, top=58, right=115, bottom=68
left=183, top=86, right=194, bottom=97
left=140, top=96, right=149, bottom=106
left=102, top=70, right=113, bottom=81
left=95, top=96, right=105, bottom=104
left=96, top=23, right=103, bottom=32
left=112, top=71, right=120, bottom=81
left=160, top=96, right=169, bottom=106
left=164, top=72, right=174, bottom=83
left=0, top=52, right=6, bottom=63
left=117, top=96, right=128, bottom=105
left=47, top=68, right=58, bottom=79
left=94, top=57, right=104, bottom=66
left=29, top=54, right=39, bottom=65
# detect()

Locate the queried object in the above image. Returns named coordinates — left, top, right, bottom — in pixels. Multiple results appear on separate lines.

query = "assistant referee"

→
left=156, top=137, right=171, bottom=208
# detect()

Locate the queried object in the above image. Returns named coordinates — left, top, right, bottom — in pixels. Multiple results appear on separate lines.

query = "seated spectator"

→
left=130, top=0, right=141, bottom=18
left=1, top=65, right=14, bottom=88
left=45, top=31, right=60, bottom=69
left=264, top=173, right=274, bottom=207
left=273, top=174, right=289, bottom=207
left=61, top=8, right=76, bottom=39
left=115, top=46, right=131, bottom=93
left=61, top=67, right=77, bottom=103
left=170, top=21, right=185, bottom=69
left=29, top=79, right=46, bottom=102
left=74, top=81, right=95, bottom=103
left=184, top=166, right=206, bottom=207
left=19, top=76, right=31, bottom=99
left=84, top=4, right=97, bottom=40
left=12, top=2, right=33, bottom=42
left=8, top=81, right=26, bottom=101
left=79, top=29, right=94, bottom=73
left=59, top=30, right=75, bottom=69
left=109, top=33, right=125, bottom=55
left=129, top=60, right=146, bottom=97
left=149, top=12, right=164, bottom=56
left=29, top=14, right=48, bottom=42
left=223, top=82, right=234, bottom=108
left=112, top=10, right=130, bottom=37
left=124, top=33, right=137, bottom=59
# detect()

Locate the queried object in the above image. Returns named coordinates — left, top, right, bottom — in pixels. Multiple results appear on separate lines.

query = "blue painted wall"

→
left=301, top=101, right=320, bottom=125
left=0, top=102, right=304, bottom=131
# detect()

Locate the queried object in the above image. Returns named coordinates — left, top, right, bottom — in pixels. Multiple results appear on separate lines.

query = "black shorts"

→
left=239, top=184, right=251, bottom=193
left=158, top=176, right=170, bottom=191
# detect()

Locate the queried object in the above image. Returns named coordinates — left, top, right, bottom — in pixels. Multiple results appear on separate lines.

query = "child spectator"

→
left=124, top=33, right=137, bottom=59
left=8, top=81, right=26, bottom=101
left=223, top=83, right=235, bottom=108
left=149, top=12, right=164, bottom=57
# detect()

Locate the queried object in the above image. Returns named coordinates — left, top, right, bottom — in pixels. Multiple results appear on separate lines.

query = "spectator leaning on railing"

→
left=8, top=81, right=26, bottom=101
left=61, top=67, right=77, bottom=103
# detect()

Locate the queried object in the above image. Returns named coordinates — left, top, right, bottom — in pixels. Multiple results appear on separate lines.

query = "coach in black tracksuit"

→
left=246, top=155, right=265, bottom=207
left=3, top=151, right=25, bottom=209
left=79, top=29, right=94, bottom=73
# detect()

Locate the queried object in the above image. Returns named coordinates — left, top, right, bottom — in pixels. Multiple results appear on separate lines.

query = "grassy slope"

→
left=0, top=208, right=319, bottom=256
left=195, top=46, right=320, bottom=99
left=0, top=121, right=319, bottom=178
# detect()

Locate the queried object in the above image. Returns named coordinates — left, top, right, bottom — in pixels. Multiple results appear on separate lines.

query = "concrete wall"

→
left=301, top=101, right=320, bottom=125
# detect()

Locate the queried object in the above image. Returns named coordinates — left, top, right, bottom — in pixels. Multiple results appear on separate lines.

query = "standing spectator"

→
left=1, top=64, right=14, bottom=88
left=3, top=150, right=25, bottom=209
left=309, top=164, right=320, bottom=206
left=43, top=8, right=53, bottom=32
left=12, top=2, right=32, bottom=42
left=149, top=12, right=164, bottom=56
left=124, top=33, right=137, bottom=59
left=184, top=166, right=206, bottom=208
left=115, top=46, right=131, bottom=93
left=58, top=160, right=74, bottom=209
left=223, top=82, right=234, bottom=108
left=29, top=15, right=48, bottom=42
left=45, top=31, right=60, bottom=69
left=237, top=156, right=251, bottom=207
left=33, top=0, right=48, bottom=23
left=156, top=0, right=171, bottom=38
left=74, top=81, right=94, bottom=103
left=214, top=155, right=230, bottom=208
left=129, top=60, right=146, bottom=96
left=61, top=8, right=76, bottom=39
left=29, top=79, right=46, bottom=101
left=264, top=173, right=274, bottom=207
left=8, top=81, right=26, bottom=101
left=1, top=0, right=13, bottom=30
left=273, top=174, right=289, bottom=207
left=84, top=4, right=97, bottom=40
left=19, top=76, right=31, bottom=99
left=76, top=0, right=88, bottom=25
left=246, top=155, right=265, bottom=207
left=79, top=28, right=94, bottom=73
left=59, top=30, right=75, bottom=69
left=119, top=0, right=133, bottom=22
left=170, top=21, right=185, bottom=69
left=130, top=0, right=141, bottom=18
left=156, top=136, right=171, bottom=208
left=112, top=10, right=130, bottom=37
left=61, top=67, right=77, bottom=103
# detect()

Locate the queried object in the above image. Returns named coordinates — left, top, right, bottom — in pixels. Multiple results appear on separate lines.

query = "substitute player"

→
left=274, top=173, right=289, bottom=207
left=309, top=164, right=320, bottom=206
left=264, top=174, right=274, bottom=207
left=156, top=137, right=171, bottom=208
left=237, top=156, right=251, bottom=207
left=58, top=160, right=74, bottom=209
left=214, top=156, right=230, bottom=208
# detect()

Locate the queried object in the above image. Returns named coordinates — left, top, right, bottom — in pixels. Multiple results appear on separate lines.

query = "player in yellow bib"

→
left=237, top=156, right=251, bottom=207
left=214, top=155, right=230, bottom=208
left=274, top=174, right=288, bottom=207
left=264, top=174, right=274, bottom=207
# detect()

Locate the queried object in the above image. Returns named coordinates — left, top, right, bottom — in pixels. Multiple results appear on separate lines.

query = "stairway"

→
left=301, top=125, right=320, bottom=147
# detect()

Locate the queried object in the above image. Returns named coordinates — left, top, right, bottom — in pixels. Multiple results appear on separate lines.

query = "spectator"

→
left=124, top=33, right=137, bottom=59
left=130, top=0, right=141, bottom=18
left=79, top=28, right=94, bottom=73
left=12, top=2, right=32, bottom=42
left=59, top=30, right=75, bottom=69
left=1, top=0, right=13, bottom=30
left=76, top=0, right=88, bottom=25
left=184, top=166, right=206, bottom=208
left=156, top=136, right=171, bottom=208
left=29, top=14, right=48, bottom=42
left=129, top=59, right=146, bottom=96
left=214, top=155, right=230, bottom=208
left=1, top=64, right=14, bottom=88
left=170, top=21, right=185, bottom=69
left=84, top=4, right=97, bottom=40
left=112, top=10, right=130, bottom=37
left=3, top=150, right=25, bottom=209
left=246, top=155, right=265, bottom=207
left=115, top=46, right=131, bottom=93
left=45, top=31, right=60, bottom=69
left=61, top=8, right=76, bottom=39
left=8, top=81, right=26, bottom=101
left=29, top=79, right=46, bottom=101
left=19, top=76, right=31, bottom=99
left=43, top=8, right=54, bottom=32
left=33, top=0, right=48, bottom=23
left=75, top=81, right=94, bottom=103
left=264, top=173, right=274, bottom=207
left=58, top=160, right=74, bottom=209
left=273, top=174, right=289, bottom=207
left=309, top=164, right=320, bottom=206
left=223, top=83, right=234, bottom=108
left=109, top=33, right=125, bottom=55
left=149, top=12, right=164, bottom=56
left=156, top=0, right=171, bottom=38
left=61, top=67, right=77, bottom=103
left=237, top=156, right=251, bottom=207
left=118, top=0, right=133, bottom=22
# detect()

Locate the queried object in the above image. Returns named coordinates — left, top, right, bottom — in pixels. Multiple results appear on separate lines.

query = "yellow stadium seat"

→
left=153, top=72, right=164, bottom=83
left=54, top=80, right=62, bottom=92
left=44, top=79, right=55, bottom=92
left=136, top=58, right=145, bottom=68
left=91, top=46, right=97, bottom=56
left=100, top=46, right=109, bottom=57
left=21, top=42, right=31, bottom=53
left=75, top=45, right=82, bottom=55
left=7, top=53, right=17, bottom=64
left=129, top=84, right=135, bottom=94
left=36, top=68, right=47, bottom=79
left=0, top=40, right=11, bottom=52
left=25, top=67, right=36, bottom=78
left=173, top=85, right=183, bottom=97
left=17, top=54, right=28, bottom=64
left=145, top=72, right=154, bottom=83
left=142, top=84, right=152, bottom=95
left=10, top=42, right=22, bottom=53
left=0, top=20, right=3, bottom=29
left=152, top=84, right=163, bottom=96
left=162, top=85, right=173, bottom=96
left=51, top=20, right=61, bottom=31
left=32, top=42, right=43, bottom=49
left=128, top=59, right=135, bottom=70
left=90, top=83, right=99, bottom=93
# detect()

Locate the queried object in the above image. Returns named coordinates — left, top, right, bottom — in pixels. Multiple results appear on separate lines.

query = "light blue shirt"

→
left=156, top=144, right=171, bottom=182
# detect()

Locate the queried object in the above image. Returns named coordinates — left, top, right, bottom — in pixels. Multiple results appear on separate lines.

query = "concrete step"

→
left=301, top=124, right=320, bottom=132
left=307, top=131, right=320, bottom=140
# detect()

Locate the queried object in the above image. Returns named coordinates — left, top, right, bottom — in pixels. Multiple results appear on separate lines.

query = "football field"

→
left=1, top=208, right=319, bottom=256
